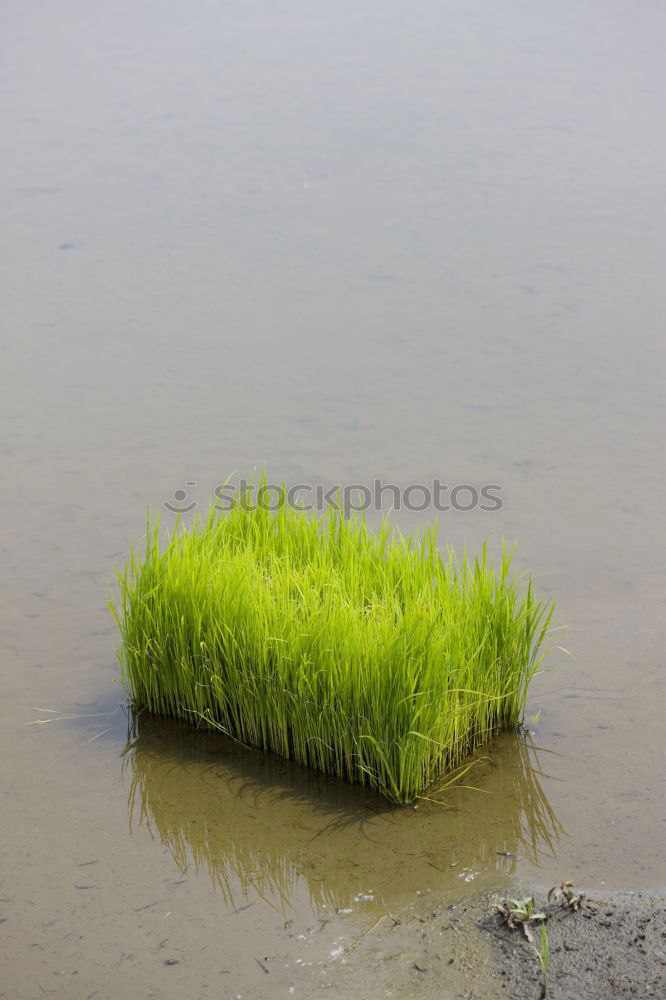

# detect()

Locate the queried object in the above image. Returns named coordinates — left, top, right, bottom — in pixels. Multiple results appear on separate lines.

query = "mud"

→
left=312, top=891, right=666, bottom=999
left=485, top=893, right=666, bottom=1000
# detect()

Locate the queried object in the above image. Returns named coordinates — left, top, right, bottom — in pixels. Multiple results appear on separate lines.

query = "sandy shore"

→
left=313, top=889, right=666, bottom=999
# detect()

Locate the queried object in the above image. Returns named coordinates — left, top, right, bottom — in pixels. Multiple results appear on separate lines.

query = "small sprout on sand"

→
left=495, top=896, right=546, bottom=942
left=548, top=880, right=584, bottom=911
left=530, top=922, right=549, bottom=998
left=494, top=881, right=587, bottom=996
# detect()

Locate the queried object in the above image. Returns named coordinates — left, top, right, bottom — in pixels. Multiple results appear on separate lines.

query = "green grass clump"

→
left=111, top=492, right=553, bottom=804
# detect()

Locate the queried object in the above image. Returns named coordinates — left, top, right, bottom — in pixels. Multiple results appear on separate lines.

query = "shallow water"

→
left=1, top=0, right=665, bottom=996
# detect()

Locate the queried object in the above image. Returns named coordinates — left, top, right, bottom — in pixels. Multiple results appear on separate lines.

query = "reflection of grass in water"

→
left=511, top=734, right=565, bottom=867
left=422, top=731, right=565, bottom=877
left=481, top=732, right=564, bottom=868
left=112, top=487, right=554, bottom=803
left=123, top=712, right=564, bottom=912
left=123, top=711, right=373, bottom=912
left=128, top=758, right=297, bottom=911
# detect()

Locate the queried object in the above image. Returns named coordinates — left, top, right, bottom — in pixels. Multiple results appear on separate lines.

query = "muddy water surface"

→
left=1, top=1, right=665, bottom=997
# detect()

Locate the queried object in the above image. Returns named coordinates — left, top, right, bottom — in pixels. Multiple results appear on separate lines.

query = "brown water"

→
left=1, top=1, right=665, bottom=996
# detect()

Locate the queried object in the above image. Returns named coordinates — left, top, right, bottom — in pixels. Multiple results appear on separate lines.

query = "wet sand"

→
left=305, top=890, right=666, bottom=999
